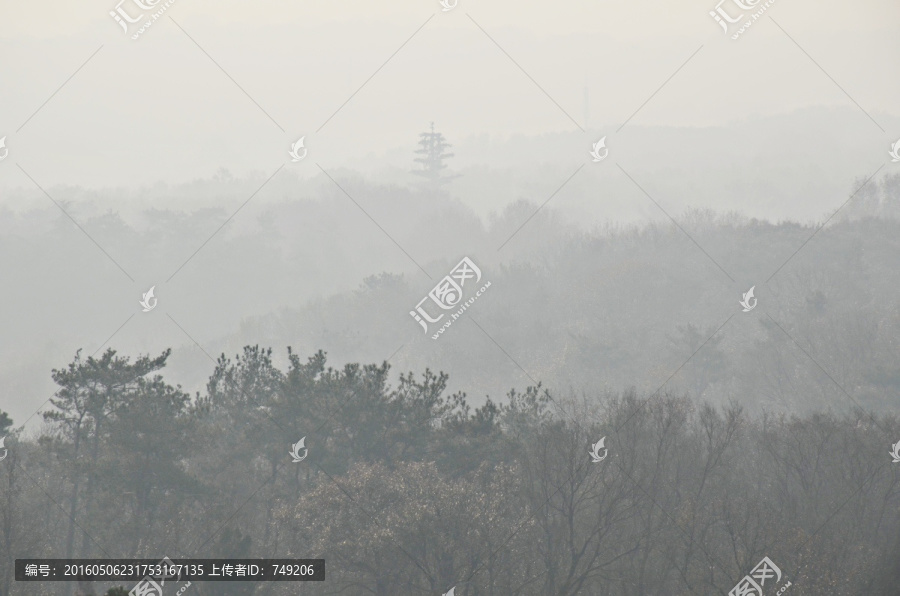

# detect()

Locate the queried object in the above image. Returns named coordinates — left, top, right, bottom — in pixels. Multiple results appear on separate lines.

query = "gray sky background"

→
left=1, top=0, right=898, bottom=223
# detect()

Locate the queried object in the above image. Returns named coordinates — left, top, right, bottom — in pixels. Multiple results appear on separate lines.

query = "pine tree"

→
left=412, top=122, right=458, bottom=188
left=43, top=348, right=176, bottom=596
left=0, top=409, right=11, bottom=435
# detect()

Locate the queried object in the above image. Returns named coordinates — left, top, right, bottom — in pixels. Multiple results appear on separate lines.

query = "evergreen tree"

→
left=412, top=122, right=458, bottom=188
left=0, top=410, right=11, bottom=436
left=42, top=348, right=173, bottom=596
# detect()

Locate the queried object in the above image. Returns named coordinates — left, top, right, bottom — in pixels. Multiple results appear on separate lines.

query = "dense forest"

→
left=1, top=339, right=899, bottom=595
left=1, top=171, right=899, bottom=594
left=2, top=171, right=900, bottom=421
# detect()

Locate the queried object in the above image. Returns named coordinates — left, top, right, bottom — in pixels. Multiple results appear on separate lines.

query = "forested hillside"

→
left=1, top=346, right=898, bottom=595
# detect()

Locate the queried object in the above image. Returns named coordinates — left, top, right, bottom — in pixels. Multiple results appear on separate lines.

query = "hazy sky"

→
left=1, top=0, right=898, bottom=193
left=2, top=0, right=900, bottom=429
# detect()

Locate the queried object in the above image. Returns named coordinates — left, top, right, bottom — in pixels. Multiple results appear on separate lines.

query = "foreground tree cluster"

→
left=0, top=347, right=898, bottom=595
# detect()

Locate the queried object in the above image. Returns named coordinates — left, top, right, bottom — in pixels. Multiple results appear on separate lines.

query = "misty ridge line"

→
left=2, top=106, right=896, bottom=212
left=3, top=164, right=897, bottom=232
left=3, top=169, right=898, bottom=432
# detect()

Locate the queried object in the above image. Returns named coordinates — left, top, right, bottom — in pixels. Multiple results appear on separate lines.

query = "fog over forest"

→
left=1, top=1, right=900, bottom=595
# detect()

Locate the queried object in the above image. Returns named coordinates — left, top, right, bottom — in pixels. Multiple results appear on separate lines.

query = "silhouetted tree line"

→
left=1, top=347, right=898, bottom=595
